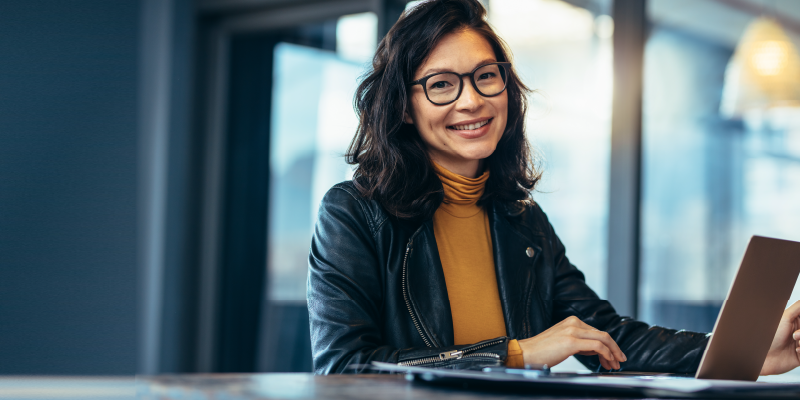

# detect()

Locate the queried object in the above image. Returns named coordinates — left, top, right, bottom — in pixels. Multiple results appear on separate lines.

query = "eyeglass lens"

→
left=425, top=64, right=507, bottom=104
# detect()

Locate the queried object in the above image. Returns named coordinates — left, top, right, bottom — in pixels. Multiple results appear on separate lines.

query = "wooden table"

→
left=0, top=373, right=629, bottom=399
left=141, top=373, right=570, bottom=399
left=2, top=372, right=799, bottom=399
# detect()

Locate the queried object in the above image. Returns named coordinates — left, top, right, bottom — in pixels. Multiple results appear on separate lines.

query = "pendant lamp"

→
left=720, top=17, right=800, bottom=118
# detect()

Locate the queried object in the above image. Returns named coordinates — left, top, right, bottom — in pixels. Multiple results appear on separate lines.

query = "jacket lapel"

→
left=405, top=203, right=545, bottom=347
left=490, top=202, right=541, bottom=340
left=406, top=220, right=455, bottom=347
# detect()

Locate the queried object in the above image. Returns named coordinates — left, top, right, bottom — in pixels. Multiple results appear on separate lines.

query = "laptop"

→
left=372, top=236, right=800, bottom=395
left=695, top=235, right=800, bottom=380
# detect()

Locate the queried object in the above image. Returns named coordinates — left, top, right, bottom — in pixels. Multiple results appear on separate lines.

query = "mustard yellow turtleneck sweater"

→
left=432, top=161, right=524, bottom=368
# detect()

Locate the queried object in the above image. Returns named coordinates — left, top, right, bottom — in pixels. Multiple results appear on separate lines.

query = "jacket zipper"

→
left=397, top=338, right=504, bottom=366
left=402, top=239, right=432, bottom=347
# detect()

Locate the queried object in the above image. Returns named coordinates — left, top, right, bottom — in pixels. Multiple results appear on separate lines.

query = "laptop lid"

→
left=695, top=235, right=800, bottom=381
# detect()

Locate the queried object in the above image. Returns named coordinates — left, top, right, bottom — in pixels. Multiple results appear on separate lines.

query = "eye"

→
left=478, top=72, right=497, bottom=80
left=430, top=80, right=452, bottom=89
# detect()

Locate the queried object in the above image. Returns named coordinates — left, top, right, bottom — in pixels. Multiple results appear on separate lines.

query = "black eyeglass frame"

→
left=408, top=62, right=512, bottom=106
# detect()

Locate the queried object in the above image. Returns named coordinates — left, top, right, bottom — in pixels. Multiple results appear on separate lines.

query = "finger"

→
left=575, top=339, right=620, bottom=370
left=568, top=319, right=627, bottom=362
left=784, top=300, right=800, bottom=321
left=577, top=350, right=619, bottom=371
left=571, top=328, right=627, bottom=363
left=793, top=329, right=800, bottom=341
left=581, top=351, right=613, bottom=370
left=598, top=354, right=614, bottom=371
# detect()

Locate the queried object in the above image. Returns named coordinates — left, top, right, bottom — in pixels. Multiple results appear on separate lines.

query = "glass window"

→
left=267, top=13, right=377, bottom=301
left=489, top=0, right=613, bottom=297
left=640, top=1, right=800, bottom=337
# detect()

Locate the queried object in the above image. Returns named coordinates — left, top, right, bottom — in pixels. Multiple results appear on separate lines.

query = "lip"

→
left=447, top=117, right=493, bottom=139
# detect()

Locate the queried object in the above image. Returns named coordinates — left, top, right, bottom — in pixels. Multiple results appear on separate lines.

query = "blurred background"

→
left=1, top=0, right=800, bottom=375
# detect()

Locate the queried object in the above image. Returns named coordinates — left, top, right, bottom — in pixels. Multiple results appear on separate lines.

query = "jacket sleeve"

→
left=307, top=185, right=508, bottom=374
left=539, top=208, right=710, bottom=374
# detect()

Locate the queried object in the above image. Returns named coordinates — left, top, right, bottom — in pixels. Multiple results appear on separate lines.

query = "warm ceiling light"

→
left=720, top=17, right=800, bottom=118
left=752, top=40, right=790, bottom=76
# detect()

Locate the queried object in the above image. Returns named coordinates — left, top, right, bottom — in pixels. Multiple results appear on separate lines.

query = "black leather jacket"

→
left=308, top=181, right=709, bottom=374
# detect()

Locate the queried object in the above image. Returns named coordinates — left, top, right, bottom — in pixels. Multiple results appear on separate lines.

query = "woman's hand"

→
left=760, top=300, right=800, bottom=376
left=517, top=316, right=626, bottom=370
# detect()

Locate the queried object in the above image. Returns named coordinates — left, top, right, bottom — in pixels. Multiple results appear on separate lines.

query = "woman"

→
left=307, top=0, right=800, bottom=375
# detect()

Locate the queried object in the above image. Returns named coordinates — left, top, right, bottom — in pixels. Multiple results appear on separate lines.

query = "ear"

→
left=403, top=110, right=414, bottom=125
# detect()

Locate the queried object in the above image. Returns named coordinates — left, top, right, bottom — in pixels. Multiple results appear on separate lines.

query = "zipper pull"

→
left=439, top=350, right=463, bottom=360
left=406, top=239, right=413, bottom=250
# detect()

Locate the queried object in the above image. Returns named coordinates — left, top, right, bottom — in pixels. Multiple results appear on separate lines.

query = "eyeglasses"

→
left=409, top=62, right=511, bottom=105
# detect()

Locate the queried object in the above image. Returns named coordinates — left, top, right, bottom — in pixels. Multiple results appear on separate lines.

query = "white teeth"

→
left=452, top=119, right=489, bottom=130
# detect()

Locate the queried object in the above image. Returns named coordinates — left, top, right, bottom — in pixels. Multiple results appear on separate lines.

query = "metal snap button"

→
left=525, top=247, right=535, bottom=258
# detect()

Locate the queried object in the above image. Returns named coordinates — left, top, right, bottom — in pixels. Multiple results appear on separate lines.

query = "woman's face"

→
left=405, top=29, right=508, bottom=178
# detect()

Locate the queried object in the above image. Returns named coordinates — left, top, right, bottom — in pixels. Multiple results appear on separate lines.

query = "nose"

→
left=454, top=75, right=484, bottom=111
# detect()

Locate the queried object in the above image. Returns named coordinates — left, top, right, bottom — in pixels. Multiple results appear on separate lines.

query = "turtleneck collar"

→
left=432, top=161, right=490, bottom=218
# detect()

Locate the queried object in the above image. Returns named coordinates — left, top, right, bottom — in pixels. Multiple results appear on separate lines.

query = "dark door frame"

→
left=192, top=0, right=407, bottom=373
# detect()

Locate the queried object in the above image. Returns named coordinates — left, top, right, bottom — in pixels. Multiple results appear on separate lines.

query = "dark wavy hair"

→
left=345, top=0, right=540, bottom=220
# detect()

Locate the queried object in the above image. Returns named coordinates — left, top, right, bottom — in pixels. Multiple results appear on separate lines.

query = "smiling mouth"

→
left=448, top=118, right=492, bottom=131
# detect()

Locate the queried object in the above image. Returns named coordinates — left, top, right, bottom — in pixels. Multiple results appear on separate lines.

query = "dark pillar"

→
left=215, top=34, right=275, bottom=372
left=606, top=0, right=646, bottom=318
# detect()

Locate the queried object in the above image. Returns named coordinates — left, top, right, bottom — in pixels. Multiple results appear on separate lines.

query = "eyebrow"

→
left=418, top=58, right=498, bottom=78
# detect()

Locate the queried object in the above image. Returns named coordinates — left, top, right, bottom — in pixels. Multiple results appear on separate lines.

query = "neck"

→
left=430, top=157, right=485, bottom=178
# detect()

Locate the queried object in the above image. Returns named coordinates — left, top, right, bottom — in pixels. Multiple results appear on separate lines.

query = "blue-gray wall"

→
left=0, top=1, right=139, bottom=374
